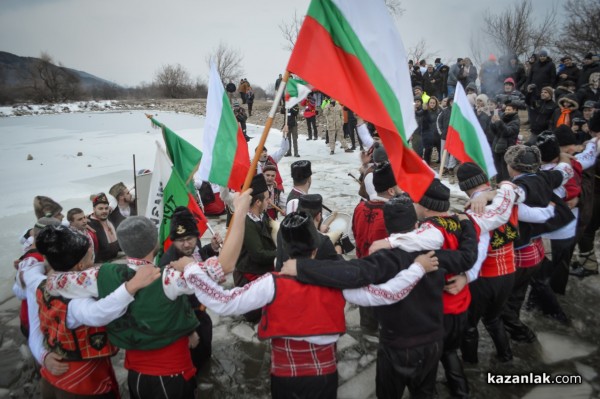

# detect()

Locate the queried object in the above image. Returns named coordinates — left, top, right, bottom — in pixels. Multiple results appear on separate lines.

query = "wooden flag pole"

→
left=225, top=70, right=291, bottom=240
left=439, top=149, right=448, bottom=178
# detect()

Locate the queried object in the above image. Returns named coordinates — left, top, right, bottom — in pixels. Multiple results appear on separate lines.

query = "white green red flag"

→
left=446, top=82, right=497, bottom=178
left=198, top=62, right=250, bottom=190
left=285, top=78, right=312, bottom=109
left=288, top=0, right=433, bottom=200
left=146, top=143, right=208, bottom=252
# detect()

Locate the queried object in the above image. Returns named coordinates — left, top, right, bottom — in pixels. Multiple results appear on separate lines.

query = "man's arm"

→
left=218, top=189, right=252, bottom=274
left=270, top=135, right=290, bottom=163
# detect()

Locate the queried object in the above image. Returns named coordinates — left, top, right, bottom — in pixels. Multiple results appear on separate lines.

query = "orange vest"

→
left=258, top=274, right=346, bottom=340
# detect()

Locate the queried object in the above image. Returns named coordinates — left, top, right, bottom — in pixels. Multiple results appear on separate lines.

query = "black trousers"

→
left=440, top=312, right=469, bottom=398
left=578, top=191, right=600, bottom=254
left=376, top=340, right=442, bottom=399
left=461, top=274, right=515, bottom=363
left=271, top=372, right=338, bottom=399
left=493, top=152, right=510, bottom=182
left=501, top=265, right=539, bottom=340
left=128, top=371, right=197, bottom=399
left=306, top=116, right=318, bottom=139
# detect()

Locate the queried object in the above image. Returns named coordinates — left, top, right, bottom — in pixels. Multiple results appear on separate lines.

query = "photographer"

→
left=571, top=117, right=592, bottom=144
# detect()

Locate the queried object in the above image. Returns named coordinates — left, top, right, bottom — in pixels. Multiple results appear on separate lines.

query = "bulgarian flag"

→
left=198, top=62, right=250, bottom=190
left=287, top=0, right=433, bottom=200
left=149, top=116, right=202, bottom=193
left=446, top=83, right=497, bottom=178
left=285, top=78, right=312, bottom=109
left=146, top=143, right=208, bottom=252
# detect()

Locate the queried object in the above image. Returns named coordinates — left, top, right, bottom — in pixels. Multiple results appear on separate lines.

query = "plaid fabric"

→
left=515, top=238, right=545, bottom=268
left=270, top=338, right=337, bottom=377
left=480, top=243, right=516, bottom=277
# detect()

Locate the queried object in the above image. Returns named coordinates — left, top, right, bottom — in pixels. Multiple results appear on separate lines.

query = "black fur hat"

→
left=290, top=160, right=312, bottom=180
left=36, top=225, right=90, bottom=271
left=535, top=131, right=561, bottom=162
left=170, top=206, right=199, bottom=240
left=373, top=162, right=397, bottom=193
left=418, top=178, right=450, bottom=212
left=456, top=163, right=489, bottom=191
left=280, top=211, right=320, bottom=258
left=250, top=173, right=268, bottom=196
left=384, top=194, right=417, bottom=234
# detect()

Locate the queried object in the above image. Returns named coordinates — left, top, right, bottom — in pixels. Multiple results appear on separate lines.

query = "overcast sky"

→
left=0, top=0, right=561, bottom=89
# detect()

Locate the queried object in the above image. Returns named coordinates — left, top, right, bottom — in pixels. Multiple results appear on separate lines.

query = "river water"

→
left=0, top=111, right=598, bottom=398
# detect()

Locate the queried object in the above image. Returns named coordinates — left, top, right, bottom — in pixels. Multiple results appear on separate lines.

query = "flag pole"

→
left=439, top=149, right=448, bottom=178
left=224, top=71, right=291, bottom=240
left=133, top=154, right=138, bottom=212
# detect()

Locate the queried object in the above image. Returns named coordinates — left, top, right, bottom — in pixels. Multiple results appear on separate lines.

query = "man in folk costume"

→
left=171, top=208, right=439, bottom=399
left=281, top=195, right=480, bottom=399
left=233, top=174, right=277, bottom=322
left=455, top=163, right=520, bottom=364
left=352, top=162, right=403, bottom=332
left=256, top=134, right=289, bottom=192
left=67, top=207, right=99, bottom=255
left=108, top=182, right=137, bottom=229
left=32, top=225, right=159, bottom=398
left=158, top=206, right=223, bottom=369
left=275, top=194, right=341, bottom=271
left=263, top=164, right=286, bottom=220
left=500, top=145, right=574, bottom=342
left=87, top=193, right=120, bottom=262
left=286, top=160, right=312, bottom=214
left=21, top=196, right=64, bottom=251
left=527, top=131, right=597, bottom=321
left=44, top=215, right=229, bottom=399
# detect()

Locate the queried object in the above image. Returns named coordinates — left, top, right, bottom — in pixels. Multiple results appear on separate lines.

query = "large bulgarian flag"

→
left=446, top=82, right=497, bottom=178
left=197, top=62, right=250, bottom=190
left=146, top=143, right=208, bottom=253
left=285, top=78, right=312, bottom=109
left=287, top=0, right=433, bottom=200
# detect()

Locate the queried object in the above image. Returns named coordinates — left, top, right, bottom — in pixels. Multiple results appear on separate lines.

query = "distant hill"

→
left=0, top=51, right=119, bottom=90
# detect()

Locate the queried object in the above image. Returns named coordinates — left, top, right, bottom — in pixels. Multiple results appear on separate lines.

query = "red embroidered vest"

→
left=258, top=274, right=346, bottom=340
left=478, top=206, right=518, bottom=278
left=425, top=216, right=471, bottom=315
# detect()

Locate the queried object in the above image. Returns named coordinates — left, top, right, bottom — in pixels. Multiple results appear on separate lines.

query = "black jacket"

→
left=491, top=112, right=520, bottom=149
left=527, top=59, right=557, bottom=90
left=87, top=218, right=120, bottom=262
left=525, top=92, right=557, bottom=134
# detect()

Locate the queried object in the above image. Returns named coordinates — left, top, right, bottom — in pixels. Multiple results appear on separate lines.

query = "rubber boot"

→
left=460, top=327, right=479, bottom=364
left=484, top=318, right=513, bottom=362
left=441, top=350, right=469, bottom=398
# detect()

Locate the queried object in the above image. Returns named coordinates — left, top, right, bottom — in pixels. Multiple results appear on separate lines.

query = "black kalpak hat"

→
left=553, top=124, right=577, bottom=146
left=589, top=110, right=600, bottom=132
left=384, top=194, right=417, bottom=234
left=290, top=160, right=312, bottom=180
left=250, top=173, right=268, bottom=196
left=298, top=194, right=323, bottom=211
left=535, top=131, right=561, bottom=162
left=280, top=211, right=320, bottom=258
left=418, top=178, right=450, bottom=212
left=456, top=163, right=489, bottom=191
left=373, top=162, right=397, bottom=193
left=169, top=206, right=199, bottom=240
left=36, top=225, right=90, bottom=272
left=91, top=192, right=109, bottom=207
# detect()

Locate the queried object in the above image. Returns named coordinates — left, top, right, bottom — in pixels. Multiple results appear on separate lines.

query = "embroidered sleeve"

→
left=162, top=257, right=225, bottom=300
left=465, top=233, right=490, bottom=283
left=468, top=184, right=516, bottom=233
left=44, top=266, right=100, bottom=299
left=343, top=263, right=426, bottom=306
left=183, top=263, right=274, bottom=315
left=388, top=223, right=444, bottom=251
left=554, top=162, right=574, bottom=186
left=575, top=141, right=597, bottom=170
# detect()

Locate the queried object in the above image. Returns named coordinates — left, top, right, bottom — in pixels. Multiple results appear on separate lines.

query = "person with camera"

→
left=525, top=85, right=557, bottom=144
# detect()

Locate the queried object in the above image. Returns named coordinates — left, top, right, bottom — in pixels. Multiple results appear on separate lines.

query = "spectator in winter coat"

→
left=490, top=103, right=520, bottom=181
left=556, top=56, right=580, bottom=87
left=480, top=55, right=503, bottom=97
left=576, top=72, right=600, bottom=109
left=501, top=55, right=527, bottom=92
left=246, top=87, right=255, bottom=116
left=459, top=58, right=478, bottom=88
left=525, top=86, right=557, bottom=143
left=551, top=93, right=582, bottom=129
left=495, top=77, right=526, bottom=110
left=526, top=50, right=556, bottom=95
left=475, top=94, right=494, bottom=147
left=412, top=97, right=426, bottom=158
left=447, top=58, right=464, bottom=98
left=422, top=65, right=442, bottom=99
left=437, top=96, right=458, bottom=182
left=435, top=58, right=450, bottom=98
left=302, top=95, right=318, bottom=140
left=578, top=53, right=600, bottom=89
left=554, top=80, right=577, bottom=102
left=409, top=60, right=423, bottom=88
left=423, top=97, right=442, bottom=165
left=233, top=101, right=250, bottom=141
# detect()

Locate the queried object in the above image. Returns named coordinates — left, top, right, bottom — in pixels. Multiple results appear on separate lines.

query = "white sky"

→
left=0, top=0, right=561, bottom=89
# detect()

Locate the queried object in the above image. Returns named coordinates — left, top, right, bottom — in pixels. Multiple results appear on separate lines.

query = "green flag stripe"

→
left=308, top=0, right=408, bottom=142
left=449, top=103, right=489, bottom=175
left=207, top=93, right=239, bottom=184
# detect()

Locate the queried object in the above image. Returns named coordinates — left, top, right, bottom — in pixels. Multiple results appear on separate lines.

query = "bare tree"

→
left=555, top=0, right=600, bottom=62
left=26, top=51, right=81, bottom=102
left=154, top=63, right=192, bottom=98
left=279, top=10, right=304, bottom=51
left=206, top=42, right=244, bottom=84
left=407, top=38, right=438, bottom=64
left=384, top=0, right=405, bottom=17
left=480, top=0, right=556, bottom=59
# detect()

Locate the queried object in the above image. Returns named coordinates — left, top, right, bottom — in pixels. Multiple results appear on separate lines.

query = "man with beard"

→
left=158, top=206, right=222, bottom=370
left=87, top=193, right=120, bottom=262
left=491, top=102, right=521, bottom=182
left=108, top=182, right=137, bottom=229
